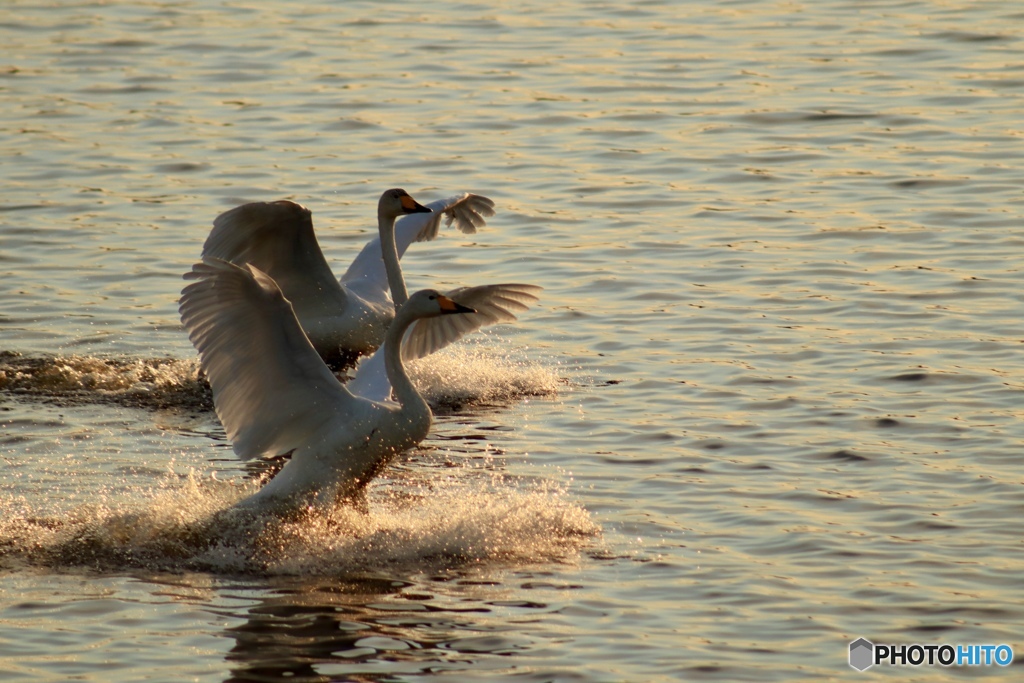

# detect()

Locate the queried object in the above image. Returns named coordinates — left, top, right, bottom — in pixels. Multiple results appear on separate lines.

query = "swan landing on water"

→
left=179, top=258, right=540, bottom=515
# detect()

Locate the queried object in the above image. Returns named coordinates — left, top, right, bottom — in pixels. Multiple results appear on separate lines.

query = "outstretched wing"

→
left=409, top=192, right=495, bottom=243
left=402, top=284, right=542, bottom=361
left=345, top=283, right=542, bottom=402
left=203, top=200, right=349, bottom=314
left=179, top=258, right=357, bottom=460
left=340, top=193, right=496, bottom=292
left=343, top=343, right=393, bottom=404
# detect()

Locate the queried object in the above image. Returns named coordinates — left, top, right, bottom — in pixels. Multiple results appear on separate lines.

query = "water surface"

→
left=2, top=0, right=1024, bottom=680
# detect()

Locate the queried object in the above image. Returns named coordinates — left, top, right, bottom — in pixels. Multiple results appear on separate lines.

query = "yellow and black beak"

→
left=437, top=294, right=475, bottom=315
left=400, top=193, right=432, bottom=215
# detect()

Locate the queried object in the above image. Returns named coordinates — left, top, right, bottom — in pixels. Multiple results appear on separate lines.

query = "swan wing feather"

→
left=180, top=258, right=358, bottom=460
left=401, top=284, right=542, bottom=361
left=344, top=343, right=394, bottom=404
left=412, top=192, right=496, bottom=243
left=203, top=200, right=349, bottom=312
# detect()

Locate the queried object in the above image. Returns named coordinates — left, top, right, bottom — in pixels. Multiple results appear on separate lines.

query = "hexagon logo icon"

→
left=849, top=638, right=874, bottom=671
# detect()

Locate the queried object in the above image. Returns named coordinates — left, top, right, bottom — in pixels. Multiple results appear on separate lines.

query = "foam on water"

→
left=404, top=339, right=563, bottom=410
left=0, top=340, right=561, bottom=413
left=0, top=351, right=210, bottom=411
left=0, top=344, right=577, bottom=576
left=0, top=464, right=596, bottom=576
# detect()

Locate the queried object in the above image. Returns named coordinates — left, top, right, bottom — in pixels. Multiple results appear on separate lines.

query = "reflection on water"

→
left=222, top=577, right=538, bottom=682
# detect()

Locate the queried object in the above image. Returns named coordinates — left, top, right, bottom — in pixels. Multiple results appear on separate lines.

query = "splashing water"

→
left=0, top=341, right=581, bottom=576
left=0, top=351, right=210, bottom=411
left=405, top=339, right=563, bottom=410
left=0, top=466, right=597, bottom=577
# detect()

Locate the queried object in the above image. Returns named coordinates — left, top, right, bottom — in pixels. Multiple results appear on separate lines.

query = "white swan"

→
left=202, top=189, right=495, bottom=368
left=178, top=258, right=538, bottom=513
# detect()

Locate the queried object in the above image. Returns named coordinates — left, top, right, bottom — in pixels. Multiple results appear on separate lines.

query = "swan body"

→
left=179, top=258, right=477, bottom=513
left=202, top=190, right=495, bottom=367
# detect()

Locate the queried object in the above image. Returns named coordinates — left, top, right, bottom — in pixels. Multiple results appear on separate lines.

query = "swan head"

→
left=378, top=188, right=431, bottom=219
left=403, top=289, right=476, bottom=318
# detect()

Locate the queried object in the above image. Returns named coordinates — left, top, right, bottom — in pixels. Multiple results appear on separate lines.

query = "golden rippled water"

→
left=2, top=1, right=1023, bottom=680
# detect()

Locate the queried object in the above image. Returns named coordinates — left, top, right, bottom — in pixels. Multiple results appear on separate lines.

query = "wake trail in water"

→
left=0, top=350, right=210, bottom=411
left=0, top=341, right=564, bottom=413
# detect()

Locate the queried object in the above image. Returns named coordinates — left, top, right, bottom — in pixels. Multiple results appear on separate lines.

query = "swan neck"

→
left=378, top=212, right=408, bottom=308
left=383, top=307, right=423, bottom=409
